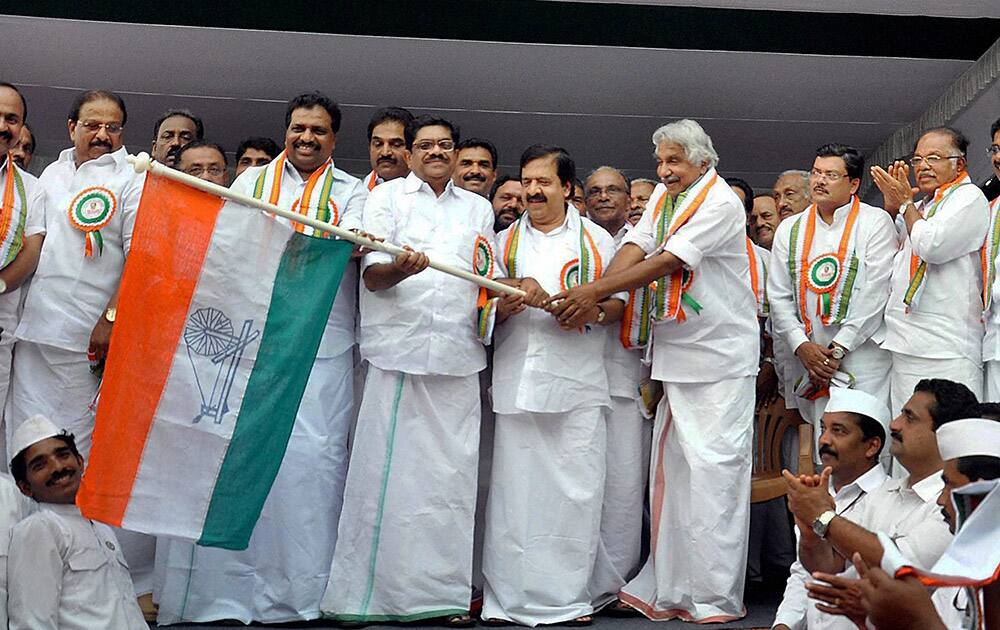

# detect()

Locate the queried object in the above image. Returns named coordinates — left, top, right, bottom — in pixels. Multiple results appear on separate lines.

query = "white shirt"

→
left=0, top=158, right=44, bottom=345
left=6, top=502, right=146, bottom=630
left=932, top=586, right=979, bottom=630
left=0, top=474, right=31, bottom=630
left=749, top=239, right=769, bottom=318
left=768, top=199, right=896, bottom=354
left=772, top=464, right=889, bottom=630
left=982, top=197, right=1000, bottom=362
left=881, top=185, right=990, bottom=362
left=360, top=172, right=495, bottom=376
left=16, top=147, right=142, bottom=352
left=605, top=223, right=645, bottom=400
left=624, top=172, right=760, bottom=383
left=493, top=209, right=622, bottom=414
left=231, top=159, right=366, bottom=358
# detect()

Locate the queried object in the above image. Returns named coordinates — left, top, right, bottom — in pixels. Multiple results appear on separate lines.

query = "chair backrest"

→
left=752, top=397, right=805, bottom=476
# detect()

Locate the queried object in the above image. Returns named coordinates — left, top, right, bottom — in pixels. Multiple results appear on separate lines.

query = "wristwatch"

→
left=104, top=307, right=117, bottom=323
left=812, top=510, right=837, bottom=538
left=595, top=304, right=606, bottom=324
left=829, top=344, right=846, bottom=361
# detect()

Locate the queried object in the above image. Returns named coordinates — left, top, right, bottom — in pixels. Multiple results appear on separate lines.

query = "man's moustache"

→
left=46, top=468, right=75, bottom=486
left=463, top=173, right=486, bottom=182
left=294, top=142, right=320, bottom=151
left=0, top=132, right=11, bottom=143
left=89, top=140, right=112, bottom=149
left=818, top=445, right=837, bottom=459
left=891, top=430, right=903, bottom=442
left=526, top=195, right=546, bottom=203
left=376, top=156, right=397, bottom=165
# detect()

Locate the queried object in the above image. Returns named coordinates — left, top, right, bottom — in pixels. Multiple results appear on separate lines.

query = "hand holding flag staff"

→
left=127, top=153, right=524, bottom=298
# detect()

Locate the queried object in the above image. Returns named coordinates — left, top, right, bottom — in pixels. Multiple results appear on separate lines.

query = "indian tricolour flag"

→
left=77, top=172, right=352, bottom=550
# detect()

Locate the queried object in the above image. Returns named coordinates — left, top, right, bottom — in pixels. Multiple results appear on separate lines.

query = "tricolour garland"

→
left=252, top=151, right=340, bottom=237
left=981, top=196, right=1000, bottom=313
left=0, top=157, right=28, bottom=268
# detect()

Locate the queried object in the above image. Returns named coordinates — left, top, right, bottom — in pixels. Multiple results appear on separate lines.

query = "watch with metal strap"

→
left=104, top=307, right=117, bottom=323
left=812, top=510, right=837, bottom=538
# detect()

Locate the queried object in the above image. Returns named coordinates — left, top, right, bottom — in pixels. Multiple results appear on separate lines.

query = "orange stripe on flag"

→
left=77, top=174, right=224, bottom=525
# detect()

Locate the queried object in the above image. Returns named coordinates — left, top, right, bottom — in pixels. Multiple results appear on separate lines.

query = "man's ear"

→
left=15, top=480, right=33, bottom=499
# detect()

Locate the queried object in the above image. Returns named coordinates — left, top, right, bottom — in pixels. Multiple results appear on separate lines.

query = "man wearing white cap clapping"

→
left=6, top=414, right=145, bottom=630
left=773, top=387, right=891, bottom=630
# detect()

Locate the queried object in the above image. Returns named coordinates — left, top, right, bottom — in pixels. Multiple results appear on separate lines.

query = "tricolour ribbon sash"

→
left=67, top=185, right=116, bottom=257
left=904, top=171, right=973, bottom=310
left=474, top=234, right=499, bottom=344
left=503, top=208, right=602, bottom=287
left=746, top=237, right=768, bottom=318
left=787, top=196, right=861, bottom=335
left=980, top=196, right=1000, bottom=313
left=620, top=282, right=654, bottom=350
left=650, top=171, right=718, bottom=322
left=0, top=157, right=28, bottom=268
left=252, top=151, right=340, bottom=237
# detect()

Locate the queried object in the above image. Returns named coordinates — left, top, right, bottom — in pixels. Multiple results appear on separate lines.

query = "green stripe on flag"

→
left=198, top=233, right=353, bottom=549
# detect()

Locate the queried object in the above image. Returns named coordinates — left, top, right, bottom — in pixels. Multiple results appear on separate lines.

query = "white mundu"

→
left=767, top=196, right=895, bottom=432
left=155, top=155, right=366, bottom=624
left=587, top=222, right=650, bottom=608
left=7, top=502, right=147, bottom=630
left=322, top=172, right=495, bottom=622
left=9, top=146, right=140, bottom=457
left=982, top=197, right=1000, bottom=400
left=618, top=172, right=760, bottom=623
left=0, top=159, right=43, bottom=461
left=772, top=464, right=888, bottom=630
left=482, top=208, right=621, bottom=626
left=880, top=175, right=990, bottom=412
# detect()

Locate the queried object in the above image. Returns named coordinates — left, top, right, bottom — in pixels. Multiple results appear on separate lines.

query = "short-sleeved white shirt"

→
left=16, top=148, right=142, bottom=352
left=0, top=160, right=44, bottom=343
left=360, top=172, right=495, bottom=377
left=231, top=159, right=367, bottom=358
left=623, top=171, right=760, bottom=383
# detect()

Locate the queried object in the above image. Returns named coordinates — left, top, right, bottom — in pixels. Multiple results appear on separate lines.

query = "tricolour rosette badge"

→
left=68, top=186, right=117, bottom=257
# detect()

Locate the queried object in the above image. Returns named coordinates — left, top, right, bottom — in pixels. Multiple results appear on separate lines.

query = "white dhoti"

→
left=322, top=366, right=480, bottom=622
left=889, top=352, right=983, bottom=414
left=481, top=406, right=606, bottom=627
left=620, top=376, right=753, bottom=623
left=588, top=395, right=647, bottom=607
left=984, top=360, right=1000, bottom=402
left=5, top=341, right=98, bottom=458
left=155, top=350, right=354, bottom=624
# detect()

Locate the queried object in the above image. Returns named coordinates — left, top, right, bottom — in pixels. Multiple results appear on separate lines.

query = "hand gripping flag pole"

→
left=129, top=152, right=525, bottom=297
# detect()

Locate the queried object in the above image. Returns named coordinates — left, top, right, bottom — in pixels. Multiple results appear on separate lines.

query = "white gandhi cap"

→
left=9, top=414, right=64, bottom=464
left=937, top=418, right=1000, bottom=461
left=824, top=387, right=891, bottom=438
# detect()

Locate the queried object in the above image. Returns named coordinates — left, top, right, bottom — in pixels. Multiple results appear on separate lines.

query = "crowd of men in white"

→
left=0, top=81, right=997, bottom=630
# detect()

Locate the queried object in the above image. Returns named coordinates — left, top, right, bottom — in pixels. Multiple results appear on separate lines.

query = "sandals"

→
left=603, top=599, right=640, bottom=617
left=559, top=615, right=593, bottom=626
left=446, top=613, right=476, bottom=627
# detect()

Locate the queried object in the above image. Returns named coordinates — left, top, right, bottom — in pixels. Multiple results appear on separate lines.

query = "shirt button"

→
left=106, top=541, right=116, bottom=551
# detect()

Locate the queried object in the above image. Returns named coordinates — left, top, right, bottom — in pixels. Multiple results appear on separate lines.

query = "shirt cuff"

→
left=785, top=328, right=810, bottom=353
left=608, top=290, right=628, bottom=303
left=663, top=233, right=703, bottom=268
left=23, top=225, right=45, bottom=237
left=621, top=229, right=655, bottom=255
left=831, top=330, right=857, bottom=352
left=363, top=250, right=394, bottom=269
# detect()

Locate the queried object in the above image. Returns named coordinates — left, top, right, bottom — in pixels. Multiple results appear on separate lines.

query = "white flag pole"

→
left=128, top=153, right=524, bottom=297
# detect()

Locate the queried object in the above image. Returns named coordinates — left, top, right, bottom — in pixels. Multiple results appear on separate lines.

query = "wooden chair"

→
left=751, top=396, right=814, bottom=503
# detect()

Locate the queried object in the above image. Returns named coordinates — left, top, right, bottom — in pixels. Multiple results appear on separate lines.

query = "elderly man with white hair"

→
left=549, top=119, right=759, bottom=622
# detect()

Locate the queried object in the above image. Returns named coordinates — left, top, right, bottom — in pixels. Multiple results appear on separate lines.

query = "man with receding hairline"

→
left=774, top=170, right=811, bottom=221
left=150, top=109, right=203, bottom=168
left=872, top=127, right=991, bottom=417
left=364, top=106, right=414, bottom=190
left=628, top=178, right=656, bottom=226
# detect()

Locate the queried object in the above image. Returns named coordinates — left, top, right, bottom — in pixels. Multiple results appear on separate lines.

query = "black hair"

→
left=519, top=145, right=576, bottom=189
left=990, top=117, right=1000, bottom=142
left=175, top=140, right=228, bottom=166
left=978, top=402, right=1000, bottom=421
left=573, top=178, right=585, bottom=194
left=914, top=379, right=979, bottom=430
left=285, top=92, right=341, bottom=133
left=725, top=176, right=754, bottom=213
left=0, top=81, right=27, bottom=122
left=816, top=143, right=865, bottom=180
left=405, top=115, right=460, bottom=151
left=152, top=109, right=204, bottom=141
left=19, top=123, right=34, bottom=153
left=916, top=126, right=969, bottom=157
left=235, top=136, right=280, bottom=162
left=367, top=106, right=415, bottom=142
left=855, top=414, right=886, bottom=458
left=956, top=455, right=1000, bottom=482
left=68, top=89, right=127, bottom=126
left=456, top=138, right=498, bottom=169
left=490, top=174, right=519, bottom=201
left=10, top=432, right=80, bottom=487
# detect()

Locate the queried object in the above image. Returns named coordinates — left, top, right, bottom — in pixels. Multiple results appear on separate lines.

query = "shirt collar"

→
left=855, top=463, right=890, bottom=493
left=403, top=170, right=454, bottom=198
left=39, top=502, right=84, bottom=518
left=282, top=155, right=336, bottom=185
left=524, top=204, right=574, bottom=236
left=911, top=472, right=946, bottom=503
left=60, top=145, right=130, bottom=171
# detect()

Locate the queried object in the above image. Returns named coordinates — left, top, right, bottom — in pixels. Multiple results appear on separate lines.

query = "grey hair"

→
left=585, top=165, right=630, bottom=193
left=651, top=119, right=719, bottom=169
left=630, top=177, right=658, bottom=188
left=778, top=169, right=811, bottom=199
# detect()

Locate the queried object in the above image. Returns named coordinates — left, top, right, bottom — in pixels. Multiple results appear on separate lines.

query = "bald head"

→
left=584, top=166, right=630, bottom=235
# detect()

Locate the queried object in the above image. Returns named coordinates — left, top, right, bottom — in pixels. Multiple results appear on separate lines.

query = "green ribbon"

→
left=681, top=292, right=702, bottom=315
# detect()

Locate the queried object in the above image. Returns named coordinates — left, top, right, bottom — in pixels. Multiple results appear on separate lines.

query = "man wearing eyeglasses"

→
left=872, top=127, right=990, bottom=423
left=767, top=144, right=895, bottom=456
left=322, top=116, right=495, bottom=627
left=155, top=92, right=368, bottom=625
left=982, top=119, right=1000, bottom=402
left=175, top=140, right=228, bottom=186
